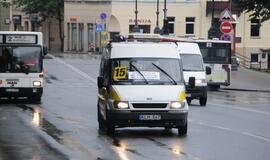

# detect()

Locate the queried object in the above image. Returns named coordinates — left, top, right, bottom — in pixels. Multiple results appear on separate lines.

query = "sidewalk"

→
left=221, top=67, right=270, bottom=92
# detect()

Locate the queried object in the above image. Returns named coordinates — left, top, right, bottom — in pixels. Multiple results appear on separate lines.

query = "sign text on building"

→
left=129, top=19, right=152, bottom=24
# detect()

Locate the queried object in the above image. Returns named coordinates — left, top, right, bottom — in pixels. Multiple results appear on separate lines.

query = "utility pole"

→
left=132, top=0, right=140, bottom=33
left=208, top=0, right=218, bottom=39
left=162, top=0, right=169, bottom=35
left=154, top=0, right=161, bottom=34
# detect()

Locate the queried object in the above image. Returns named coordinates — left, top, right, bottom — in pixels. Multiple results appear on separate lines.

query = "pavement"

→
left=221, top=67, right=270, bottom=92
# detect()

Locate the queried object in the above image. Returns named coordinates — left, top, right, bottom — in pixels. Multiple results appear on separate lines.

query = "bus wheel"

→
left=199, top=97, right=207, bottom=106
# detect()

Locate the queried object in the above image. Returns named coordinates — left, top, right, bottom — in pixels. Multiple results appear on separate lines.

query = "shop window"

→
left=185, top=17, right=195, bottom=35
left=251, top=54, right=259, bottom=62
left=71, top=23, right=77, bottom=51
left=129, top=25, right=151, bottom=33
left=78, top=23, right=84, bottom=51
left=88, top=23, right=95, bottom=52
left=250, top=19, right=260, bottom=37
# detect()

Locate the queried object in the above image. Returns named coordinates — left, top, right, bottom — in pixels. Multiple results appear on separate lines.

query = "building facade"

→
left=64, top=0, right=270, bottom=69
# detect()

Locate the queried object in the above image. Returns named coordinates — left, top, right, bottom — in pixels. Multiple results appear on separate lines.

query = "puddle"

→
left=42, top=118, right=63, bottom=144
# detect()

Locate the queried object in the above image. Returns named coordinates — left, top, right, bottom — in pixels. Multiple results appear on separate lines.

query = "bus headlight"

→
left=170, top=101, right=185, bottom=109
left=33, top=81, right=41, bottom=87
left=115, top=101, right=129, bottom=109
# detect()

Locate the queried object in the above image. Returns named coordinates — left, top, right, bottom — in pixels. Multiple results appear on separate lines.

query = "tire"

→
left=187, top=98, right=191, bottom=105
left=209, top=85, right=220, bottom=91
left=178, top=123, right=188, bottom=136
left=106, top=122, right=115, bottom=135
left=31, top=96, right=41, bottom=103
left=199, top=97, right=207, bottom=106
left=97, top=104, right=106, bottom=131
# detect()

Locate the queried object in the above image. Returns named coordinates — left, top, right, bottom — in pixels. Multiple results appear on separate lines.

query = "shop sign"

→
left=69, top=17, right=77, bottom=22
left=129, top=19, right=152, bottom=24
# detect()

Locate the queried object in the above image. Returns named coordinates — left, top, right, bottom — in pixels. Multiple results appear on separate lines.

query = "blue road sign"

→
left=220, top=34, right=231, bottom=41
left=100, top=13, right=107, bottom=20
left=96, top=23, right=104, bottom=32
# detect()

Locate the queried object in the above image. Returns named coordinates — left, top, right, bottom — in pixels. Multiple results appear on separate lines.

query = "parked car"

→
left=231, top=56, right=240, bottom=71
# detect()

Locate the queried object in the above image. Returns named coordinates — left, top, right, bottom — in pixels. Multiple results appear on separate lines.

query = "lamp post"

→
left=162, top=0, right=169, bottom=35
left=154, top=0, right=161, bottom=34
left=132, top=0, right=140, bottom=33
left=208, top=0, right=218, bottom=39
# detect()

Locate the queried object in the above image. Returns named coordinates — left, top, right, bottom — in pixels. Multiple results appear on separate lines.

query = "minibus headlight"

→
left=33, top=81, right=41, bottom=87
left=115, top=101, right=129, bottom=109
left=196, top=79, right=206, bottom=84
left=170, top=101, right=185, bottom=109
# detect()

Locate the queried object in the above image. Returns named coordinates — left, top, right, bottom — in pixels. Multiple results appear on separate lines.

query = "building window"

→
left=88, top=23, right=95, bottom=52
left=168, top=17, right=175, bottom=34
left=250, top=19, right=260, bottom=37
left=67, top=23, right=70, bottom=50
left=251, top=54, right=259, bottom=62
left=185, top=17, right=195, bottom=35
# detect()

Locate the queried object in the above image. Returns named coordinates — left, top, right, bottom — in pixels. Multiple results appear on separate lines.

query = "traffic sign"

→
left=220, top=34, right=231, bottom=41
left=219, top=8, right=235, bottom=22
left=220, top=21, right=233, bottom=34
left=100, top=12, right=107, bottom=20
left=96, top=23, right=104, bottom=32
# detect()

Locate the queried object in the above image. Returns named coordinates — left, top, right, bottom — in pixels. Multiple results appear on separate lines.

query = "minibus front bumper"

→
left=107, top=110, right=188, bottom=128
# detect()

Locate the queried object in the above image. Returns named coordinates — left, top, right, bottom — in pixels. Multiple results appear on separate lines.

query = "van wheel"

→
left=209, top=85, right=220, bottom=91
left=187, top=98, right=191, bottom=105
left=97, top=105, right=106, bottom=131
left=199, top=97, right=207, bottom=106
left=178, top=123, right=188, bottom=136
left=106, top=123, right=115, bottom=135
left=31, top=96, right=41, bottom=103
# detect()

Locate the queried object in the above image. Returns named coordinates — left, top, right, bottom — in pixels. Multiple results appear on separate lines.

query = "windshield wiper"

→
left=152, top=63, right=177, bottom=85
left=130, top=62, right=149, bottom=84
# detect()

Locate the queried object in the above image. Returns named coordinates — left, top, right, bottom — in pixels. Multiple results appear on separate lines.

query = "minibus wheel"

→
left=199, top=97, right=207, bottom=106
left=178, top=123, right=187, bottom=136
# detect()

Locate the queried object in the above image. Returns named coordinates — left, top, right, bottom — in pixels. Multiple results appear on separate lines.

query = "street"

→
left=1, top=54, right=270, bottom=160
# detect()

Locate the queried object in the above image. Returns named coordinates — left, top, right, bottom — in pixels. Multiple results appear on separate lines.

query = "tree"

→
left=233, top=0, right=270, bottom=23
left=0, top=0, right=11, bottom=7
left=13, top=0, right=64, bottom=51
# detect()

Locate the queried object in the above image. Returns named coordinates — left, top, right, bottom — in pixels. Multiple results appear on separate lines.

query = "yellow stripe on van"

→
left=178, top=90, right=186, bottom=101
left=110, top=87, right=121, bottom=101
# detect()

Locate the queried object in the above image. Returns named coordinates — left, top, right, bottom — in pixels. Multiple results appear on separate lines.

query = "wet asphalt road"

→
left=0, top=54, right=270, bottom=160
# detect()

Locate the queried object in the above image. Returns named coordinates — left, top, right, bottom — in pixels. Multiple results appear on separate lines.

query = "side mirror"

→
left=205, top=66, right=212, bottom=75
left=97, top=76, right=104, bottom=89
left=188, top=77, right=195, bottom=89
left=43, top=46, right=48, bottom=56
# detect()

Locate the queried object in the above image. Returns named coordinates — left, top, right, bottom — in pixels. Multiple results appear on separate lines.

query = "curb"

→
left=221, top=87, right=270, bottom=93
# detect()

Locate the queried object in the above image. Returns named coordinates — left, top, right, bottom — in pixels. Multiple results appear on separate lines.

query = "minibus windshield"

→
left=181, top=54, right=204, bottom=71
left=111, top=58, right=183, bottom=85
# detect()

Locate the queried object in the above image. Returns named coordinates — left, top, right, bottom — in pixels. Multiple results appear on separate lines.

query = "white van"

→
left=97, top=41, right=195, bottom=136
left=176, top=42, right=211, bottom=106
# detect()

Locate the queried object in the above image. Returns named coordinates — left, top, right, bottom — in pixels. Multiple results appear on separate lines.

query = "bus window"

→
left=0, top=47, right=12, bottom=72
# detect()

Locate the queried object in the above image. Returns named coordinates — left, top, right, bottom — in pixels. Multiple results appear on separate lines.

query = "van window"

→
left=181, top=54, right=204, bottom=71
left=111, top=58, right=182, bottom=85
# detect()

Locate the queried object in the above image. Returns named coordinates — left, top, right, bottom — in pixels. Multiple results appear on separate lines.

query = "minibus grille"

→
left=132, top=103, right=168, bottom=108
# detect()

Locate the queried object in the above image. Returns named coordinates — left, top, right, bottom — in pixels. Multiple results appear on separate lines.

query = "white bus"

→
left=195, top=39, right=231, bottom=89
left=0, top=31, right=47, bottom=102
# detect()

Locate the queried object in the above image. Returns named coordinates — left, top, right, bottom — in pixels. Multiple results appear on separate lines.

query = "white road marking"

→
left=242, top=132, right=270, bottom=143
left=48, top=54, right=97, bottom=85
left=197, top=122, right=232, bottom=131
left=210, top=102, right=270, bottom=116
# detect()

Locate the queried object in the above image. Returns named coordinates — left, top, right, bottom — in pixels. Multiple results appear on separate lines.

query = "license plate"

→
left=139, top=115, right=161, bottom=120
left=6, top=88, right=19, bottom=92
left=186, top=93, right=191, bottom=97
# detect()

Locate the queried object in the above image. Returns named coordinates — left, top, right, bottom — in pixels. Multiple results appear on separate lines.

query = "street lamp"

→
left=154, top=0, right=161, bottom=34
left=162, top=0, right=169, bottom=35
left=208, top=0, right=218, bottom=39
left=132, top=0, right=140, bottom=33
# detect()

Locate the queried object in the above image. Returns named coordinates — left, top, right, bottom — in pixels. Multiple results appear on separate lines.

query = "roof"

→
left=110, top=42, right=180, bottom=59
left=176, top=42, right=201, bottom=55
left=194, top=39, right=231, bottom=44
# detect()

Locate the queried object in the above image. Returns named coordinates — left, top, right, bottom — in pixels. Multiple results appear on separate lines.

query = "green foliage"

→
left=13, top=0, right=64, bottom=23
left=0, top=0, right=11, bottom=7
left=233, top=0, right=270, bottom=23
